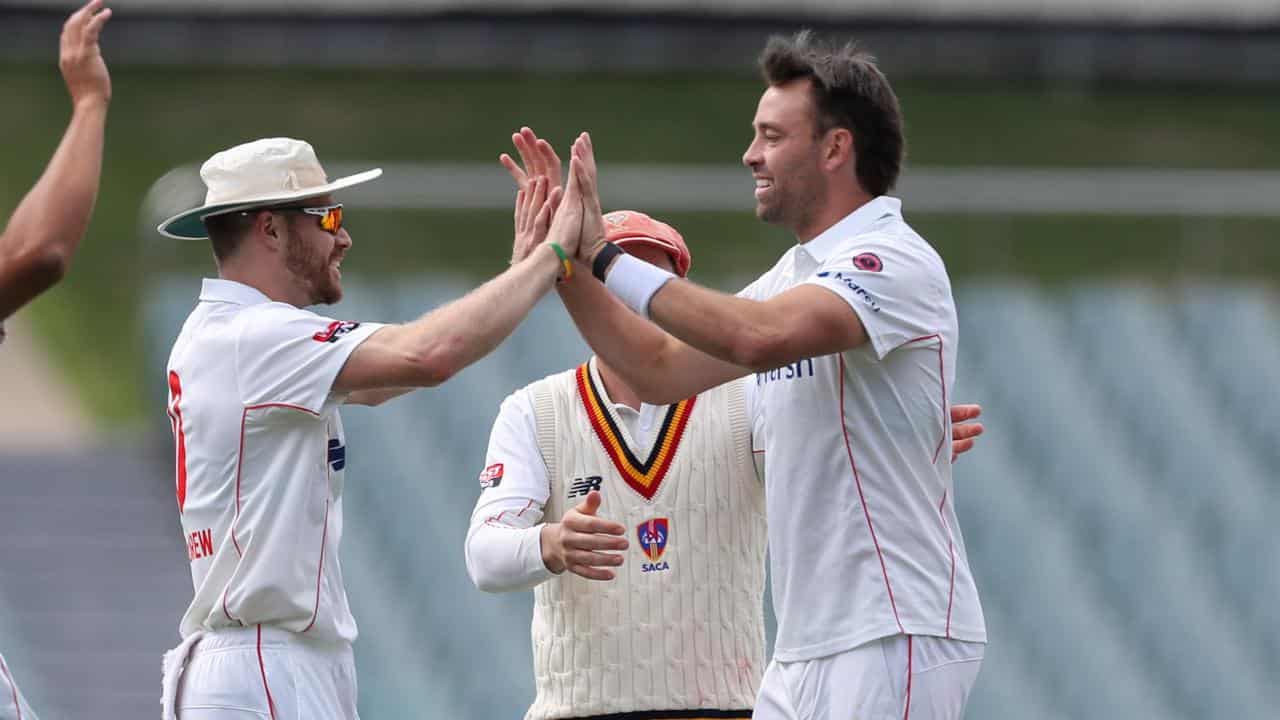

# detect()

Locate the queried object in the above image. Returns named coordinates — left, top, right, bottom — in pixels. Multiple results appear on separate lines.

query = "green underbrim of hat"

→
left=157, top=204, right=247, bottom=241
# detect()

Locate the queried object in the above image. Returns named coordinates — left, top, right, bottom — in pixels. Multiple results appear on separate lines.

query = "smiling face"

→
left=278, top=194, right=350, bottom=306
left=741, top=79, right=830, bottom=240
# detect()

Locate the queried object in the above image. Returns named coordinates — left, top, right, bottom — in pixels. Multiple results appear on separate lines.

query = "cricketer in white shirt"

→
left=162, top=278, right=385, bottom=718
left=580, top=193, right=987, bottom=718
left=736, top=196, right=985, bottom=659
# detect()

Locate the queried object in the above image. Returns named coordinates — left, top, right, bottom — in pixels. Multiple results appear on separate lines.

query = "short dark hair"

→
left=759, top=30, right=905, bottom=196
left=203, top=210, right=256, bottom=263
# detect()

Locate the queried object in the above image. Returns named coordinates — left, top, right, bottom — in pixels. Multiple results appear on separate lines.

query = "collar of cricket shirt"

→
left=198, top=278, right=273, bottom=306
left=799, top=195, right=902, bottom=264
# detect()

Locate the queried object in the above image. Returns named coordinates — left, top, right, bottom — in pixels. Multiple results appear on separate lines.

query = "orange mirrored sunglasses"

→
left=298, top=204, right=343, bottom=233
left=265, top=203, right=343, bottom=233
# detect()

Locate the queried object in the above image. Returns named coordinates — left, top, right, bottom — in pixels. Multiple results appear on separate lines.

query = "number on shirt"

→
left=166, top=371, right=189, bottom=512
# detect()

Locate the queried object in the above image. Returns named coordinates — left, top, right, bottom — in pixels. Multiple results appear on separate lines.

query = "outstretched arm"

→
left=334, top=241, right=564, bottom=392
left=334, top=152, right=579, bottom=393
left=0, top=0, right=112, bottom=320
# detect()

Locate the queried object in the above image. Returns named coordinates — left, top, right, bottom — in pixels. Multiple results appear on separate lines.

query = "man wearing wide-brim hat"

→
left=157, top=135, right=589, bottom=719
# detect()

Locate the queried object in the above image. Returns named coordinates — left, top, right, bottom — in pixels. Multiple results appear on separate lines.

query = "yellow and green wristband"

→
left=549, top=242, right=573, bottom=281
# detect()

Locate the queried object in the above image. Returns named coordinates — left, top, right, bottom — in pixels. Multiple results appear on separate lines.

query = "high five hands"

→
left=500, top=128, right=607, bottom=271
left=502, top=128, right=563, bottom=265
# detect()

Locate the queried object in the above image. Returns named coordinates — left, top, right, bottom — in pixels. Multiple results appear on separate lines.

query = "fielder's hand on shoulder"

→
left=60, top=0, right=112, bottom=112
left=540, top=490, right=629, bottom=581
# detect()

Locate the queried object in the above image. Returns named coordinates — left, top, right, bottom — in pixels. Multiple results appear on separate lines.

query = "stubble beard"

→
left=285, top=230, right=342, bottom=306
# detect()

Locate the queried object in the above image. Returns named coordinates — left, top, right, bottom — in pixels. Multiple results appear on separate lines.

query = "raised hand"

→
left=60, top=0, right=112, bottom=111
left=568, top=133, right=608, bottom=266
left=543, top=145, right=586, bottom=258
left=540, top=490, right=629, bottom=581
left=511, top=176, right=562, bottom=265
left=950, top=403, right=985, bottom=462
left=500, top=127, right=563, bottom=194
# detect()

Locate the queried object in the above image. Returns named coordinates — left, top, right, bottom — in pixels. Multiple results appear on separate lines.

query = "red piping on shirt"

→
left=300, top=498, right=330, bottom=634
left=839, top=355, right=905, bottom=634
left=904, top=334, right=948, bottom=465
left=903, top=635, right=914, bottom=720
left=0, top=654, right=22, bottom=720
left=223, top=402, right=320, bottom=625
left=939, top=492, right=957, bottom=638
left=257, top=624, right=278, bottom=720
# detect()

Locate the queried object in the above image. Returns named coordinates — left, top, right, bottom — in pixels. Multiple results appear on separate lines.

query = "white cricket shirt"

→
left=738, top=196, right=986, bottom=662
left=166, top=278, right=385, bottom=643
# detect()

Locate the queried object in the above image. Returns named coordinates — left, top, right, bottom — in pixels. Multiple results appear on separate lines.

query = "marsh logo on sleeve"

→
left=313, top=321, right=361, bottom=343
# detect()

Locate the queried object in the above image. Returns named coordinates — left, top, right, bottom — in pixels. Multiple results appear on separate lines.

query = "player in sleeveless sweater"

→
left=155, top=135, right=597, bottom=719
left=0, top=3, right=112, bottom=718
left=542, top=33, right=988, bottom=720
left=467, top=135, right=987, bottom=720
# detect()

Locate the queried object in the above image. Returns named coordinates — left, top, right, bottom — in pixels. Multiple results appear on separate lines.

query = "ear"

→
left=254, top=210, right=284, bottom=252
left=823, top=127, right=854, bottom=173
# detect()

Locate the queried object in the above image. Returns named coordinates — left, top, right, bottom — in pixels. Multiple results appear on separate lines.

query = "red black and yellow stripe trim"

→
left=576, top=363, right=696, bottom=501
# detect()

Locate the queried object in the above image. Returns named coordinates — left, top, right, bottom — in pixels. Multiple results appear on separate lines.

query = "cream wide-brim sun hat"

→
left=157, top=137, right=382, bottom=240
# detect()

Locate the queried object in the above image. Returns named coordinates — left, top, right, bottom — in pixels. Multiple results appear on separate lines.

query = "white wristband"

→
left=604, top=252, right=676, bottom=318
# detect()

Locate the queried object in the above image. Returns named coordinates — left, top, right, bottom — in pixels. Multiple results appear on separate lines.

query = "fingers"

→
left=66, top=0, right=102, bottom=29
left=529, top=174, right=549, bottom=213
left=500, top=153, right=528, bottom=191
left=84, top=5, right=112, bottom=42
left=513, top=129, right=540, bottom=180
left=950, top=403, right=982, bottom=423
left=952, top=421, right=984, bottom=442
left=534, top=193, right=555, bottom=234
left=951, top=437, right=976, bottom=463
left=513, top=187, right=526, bottom=233
left=567, top=563, right=619, bottom=582
left=64, top=0, right=108, bottom=43
left=577, top=488, right=602, bottom=515
left=535, top=138, right=563, bottom=187
left=561, top=528, right=628, bottom=552
left=573, top=133, right=602, bottom=217
left=520, top=128, right=547, bottom=179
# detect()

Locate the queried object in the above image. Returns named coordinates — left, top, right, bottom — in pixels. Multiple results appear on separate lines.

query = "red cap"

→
left=603, top=210, right=691, bottom=278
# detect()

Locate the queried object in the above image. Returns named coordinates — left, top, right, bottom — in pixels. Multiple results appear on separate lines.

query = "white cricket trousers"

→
left=0, top=652, right=39, bottom=720
left=754, top=635, right=984, bottom=720
left=163, top=626, right=359, bottom=720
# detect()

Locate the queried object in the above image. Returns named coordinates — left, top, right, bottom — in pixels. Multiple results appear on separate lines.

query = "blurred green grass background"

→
left=2, top=64, right=1278, bottom=425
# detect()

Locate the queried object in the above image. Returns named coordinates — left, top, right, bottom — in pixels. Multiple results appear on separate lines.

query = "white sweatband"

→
left=604, top=252, right=676, bottom=318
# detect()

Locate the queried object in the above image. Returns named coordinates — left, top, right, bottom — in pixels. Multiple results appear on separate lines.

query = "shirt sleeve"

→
left=234, top=303, right=386, bottom=412
left=802, top=235, right=947, bottom=360
left=464, top=388, right=556, bottom=593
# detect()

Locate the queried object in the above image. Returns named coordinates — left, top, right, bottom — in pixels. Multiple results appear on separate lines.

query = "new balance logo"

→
left=568, top=475, right=603, bottom=498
